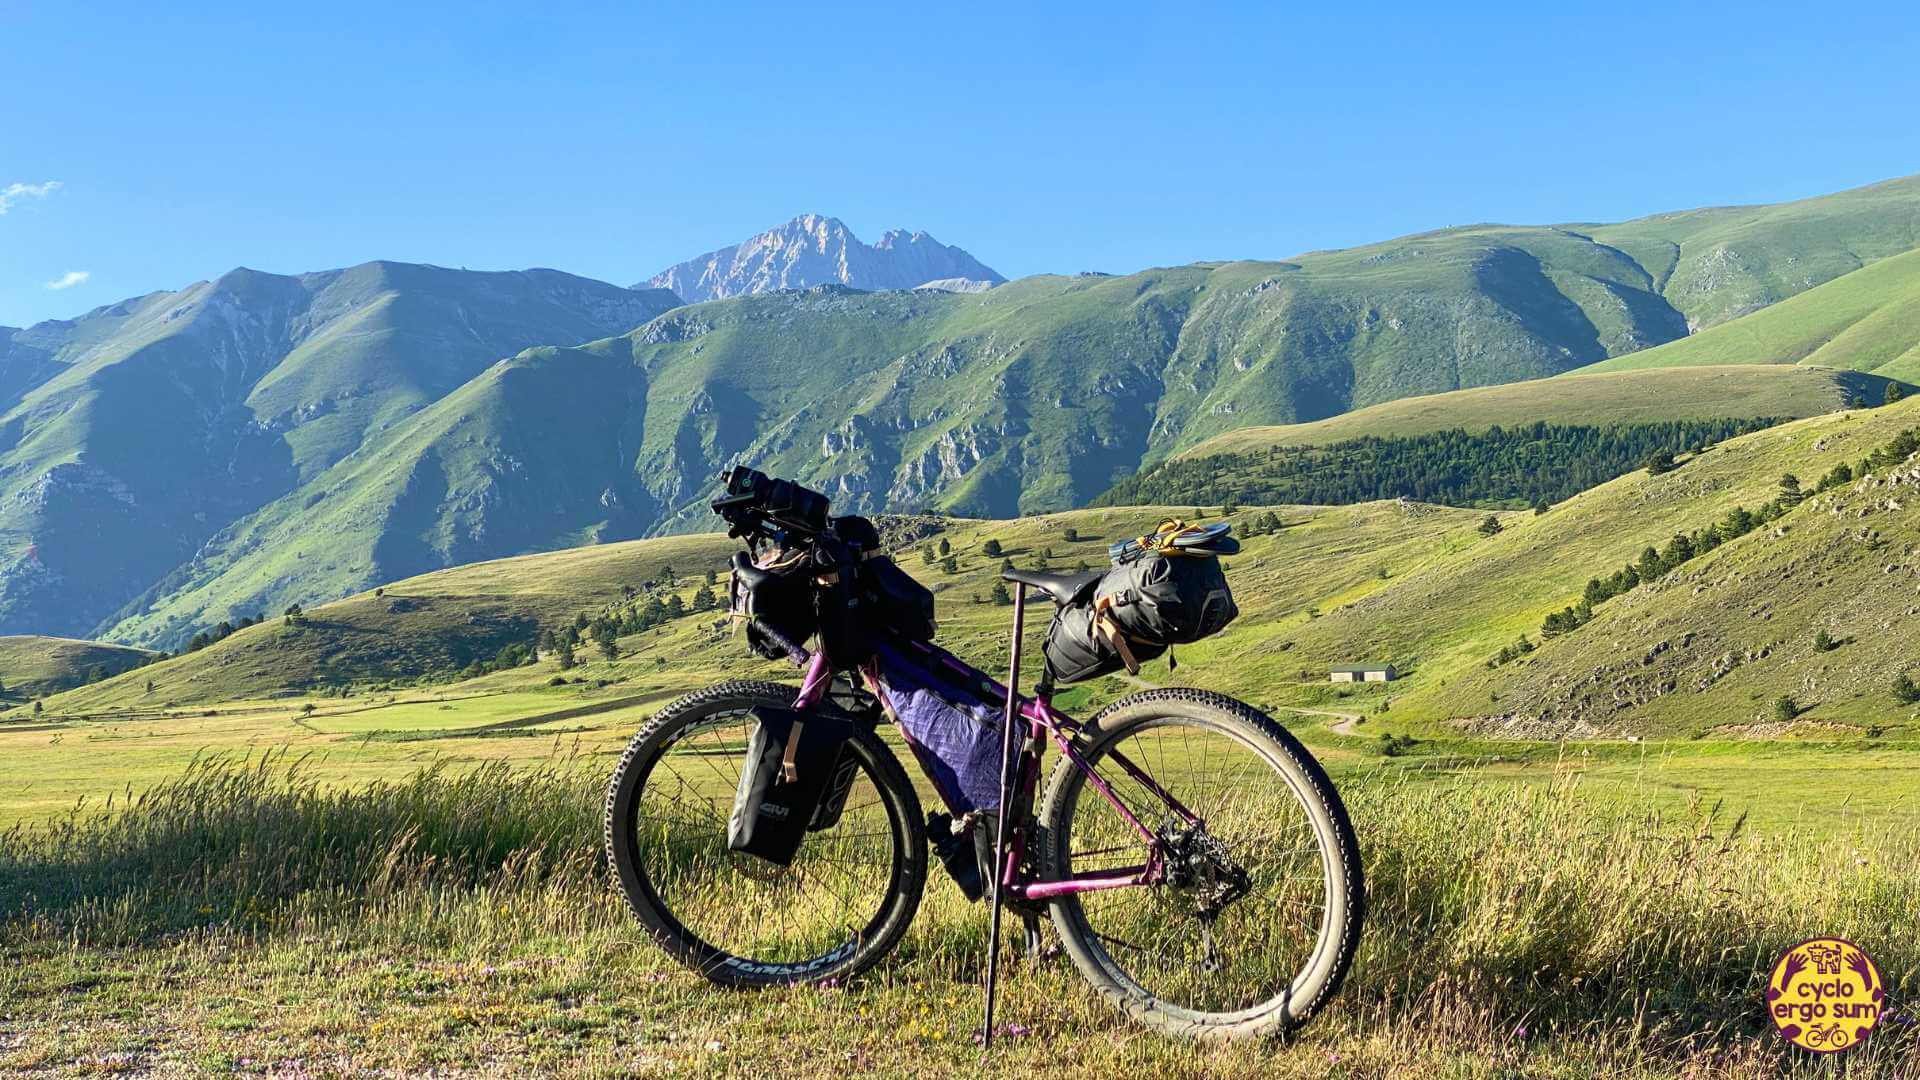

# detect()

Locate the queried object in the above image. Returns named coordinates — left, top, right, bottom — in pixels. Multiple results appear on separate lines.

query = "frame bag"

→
left=869, top=644, right=1005, bottom=815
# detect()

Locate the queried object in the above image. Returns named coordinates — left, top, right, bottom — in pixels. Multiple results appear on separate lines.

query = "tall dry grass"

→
left=2, top=754, right=1914, bottom=1074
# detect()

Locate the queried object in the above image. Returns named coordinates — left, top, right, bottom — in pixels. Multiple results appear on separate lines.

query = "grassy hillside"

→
left=39, top=174, right=1920, bottom=650
left=1583, top=172, right=1920, bottom=330
left=0, top=263, right=678, bottom=643
left=1431, top=413, right=1920, bottom=734
left=1581, top=245, right=1920, bottom=381
left=0, top=635, right=153, bottom=696
left=53, top=395, right=1920, bottom=738
left=1288, top=397, right=1920, bottom=735
left=101, top=243, right=1693, bottom=648
left=1179, top=365, right=1898, bottom=454
left=63, top=534, right=743, bottom=710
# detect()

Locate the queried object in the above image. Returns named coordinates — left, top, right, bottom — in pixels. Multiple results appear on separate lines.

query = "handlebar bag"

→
left=728, top=551, right=819, bottom=659
left=726, top=706, right=856, bottom=865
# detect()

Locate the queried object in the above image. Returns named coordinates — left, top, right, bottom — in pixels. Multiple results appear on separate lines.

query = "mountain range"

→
left=0, top=263, right=679, bottom=642
left=640, top=214, right=1005, bottom=301
left=5, top=174, right=1920, bottom=649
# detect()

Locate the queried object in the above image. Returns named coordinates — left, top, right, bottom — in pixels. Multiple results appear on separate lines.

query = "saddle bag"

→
left=1043, top=603, right=1168, bottom=685
left=727, top=706, right=858, bottom=865
left=1042, top=521, right=1240, bottom=686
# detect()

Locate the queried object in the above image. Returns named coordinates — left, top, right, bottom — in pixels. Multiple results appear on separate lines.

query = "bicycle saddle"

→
left=999, top=566, right=1103, bottom=606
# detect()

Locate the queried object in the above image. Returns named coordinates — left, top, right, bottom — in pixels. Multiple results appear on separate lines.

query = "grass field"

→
left=8, top=400, right=1920, bottom=1072
left=2, top=750, right=1914, bottom=1076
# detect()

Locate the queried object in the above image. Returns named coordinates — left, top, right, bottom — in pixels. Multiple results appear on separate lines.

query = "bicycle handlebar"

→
left=712, top=465, right=830, bottom=539
left=747, top=616, right=811, bottom=665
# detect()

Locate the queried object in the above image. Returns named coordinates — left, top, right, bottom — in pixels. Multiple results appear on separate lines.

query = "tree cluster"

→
left=186, top=612, right=269, bottom=653
left=1540, top=426, right=1919, bottom=639
left=1094, top=419, right=1779, bottom=511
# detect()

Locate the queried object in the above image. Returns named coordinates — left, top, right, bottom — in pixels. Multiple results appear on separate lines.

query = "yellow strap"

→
left=781, top=720, right=806, bottom=783
left=1094, top=599, right=1141, bottom=676
left=1132, top=518, right=1209, bottom=556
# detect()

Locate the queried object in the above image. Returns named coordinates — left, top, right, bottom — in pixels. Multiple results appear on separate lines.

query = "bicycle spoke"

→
left=633, top=704, right=902, bottom=970
left=1058, top=714, right=1334, bottom=1016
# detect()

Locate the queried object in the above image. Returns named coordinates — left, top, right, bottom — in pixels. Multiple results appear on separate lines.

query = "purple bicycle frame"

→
left=761, top=581, right=1203, bottom=1049
left=780, top=627, right=1199, bottom=903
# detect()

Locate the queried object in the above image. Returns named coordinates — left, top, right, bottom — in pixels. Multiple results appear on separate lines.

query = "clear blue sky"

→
left=3, top=1, right=1916, bottom=327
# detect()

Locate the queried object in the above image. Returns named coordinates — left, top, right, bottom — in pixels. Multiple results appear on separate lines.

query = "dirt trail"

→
left=1278, top=706, right=1364, bottom=736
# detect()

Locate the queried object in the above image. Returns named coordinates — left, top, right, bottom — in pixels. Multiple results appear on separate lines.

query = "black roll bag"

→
left=831, top=514, right=937, bottom=644
left=1042, top=520, right=1241, bottom=686
left=728, top=550, right=818, bottom=658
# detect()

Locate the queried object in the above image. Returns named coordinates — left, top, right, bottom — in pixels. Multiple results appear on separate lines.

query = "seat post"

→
left=982, top=581, right=1025, bottom=1050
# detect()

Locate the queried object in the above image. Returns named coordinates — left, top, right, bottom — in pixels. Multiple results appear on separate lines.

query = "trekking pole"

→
left=982, top=581, right=1025, bottom=1050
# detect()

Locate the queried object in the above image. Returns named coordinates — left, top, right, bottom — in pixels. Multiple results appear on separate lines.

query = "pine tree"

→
left=1894, top=672, right=1920, bottom=705
left=990, top=582, right=1012, bottom=606
left=641, top=596, right=669, bottom=626
left=982, top=538, right=1003, bottom=557
left=1477, top=515, right=1502, bottom=537
left=1888, top=382, right=1907, bottom=406
left=1636, top=546, right=1666, bottom=582
left=692, top=584, right=717, bottom=612
left=941, top=555, right=958, bottom=574
left=937, top=538, right=951, bottom=557
left=557, top=639, right=576, bottom=670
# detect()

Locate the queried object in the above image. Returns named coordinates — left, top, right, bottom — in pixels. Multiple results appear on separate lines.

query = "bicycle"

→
left=604, top=471, right=1364, bottom=1042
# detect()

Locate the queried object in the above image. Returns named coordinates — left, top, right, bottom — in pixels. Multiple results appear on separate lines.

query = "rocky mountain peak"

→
left=639, top=215, right=1004, bottom=302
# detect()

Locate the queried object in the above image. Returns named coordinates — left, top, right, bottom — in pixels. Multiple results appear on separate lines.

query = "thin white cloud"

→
left=46, top=270, right=90, bottom=291
left=0, top=180, right=61, bottom=215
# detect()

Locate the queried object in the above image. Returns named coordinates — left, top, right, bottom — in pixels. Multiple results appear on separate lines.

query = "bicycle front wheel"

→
left=604, top=680, right=927, bottom=987
left=1037, top=688, right=1363, bottom=1040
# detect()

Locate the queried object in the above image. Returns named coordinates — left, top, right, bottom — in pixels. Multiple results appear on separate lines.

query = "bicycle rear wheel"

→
left=1037, top=688, right=1363, bottom=1040
left=604, top=680, right=927, bottom=987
